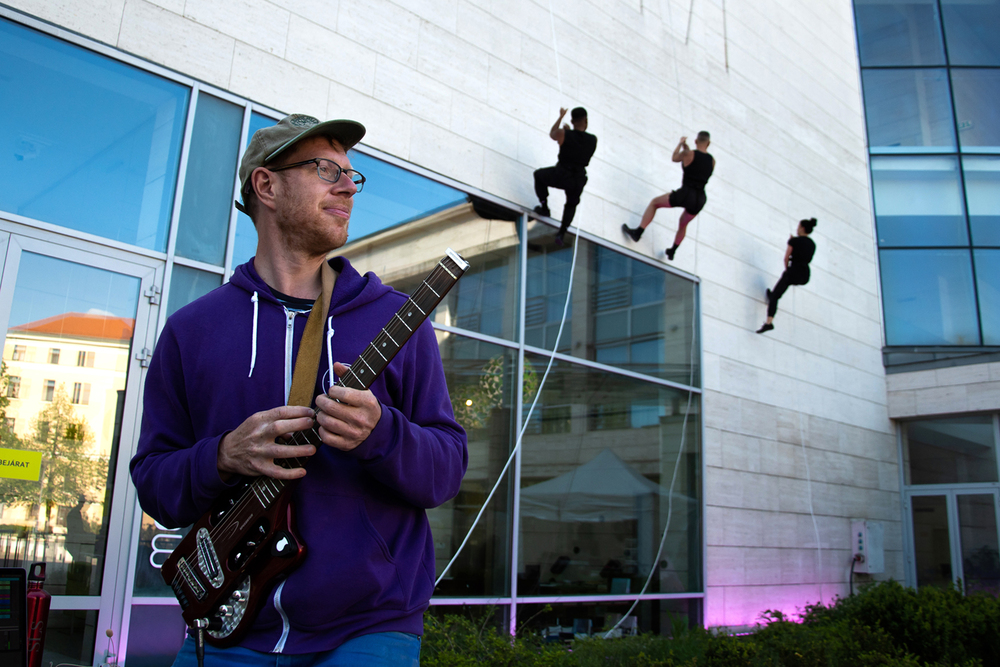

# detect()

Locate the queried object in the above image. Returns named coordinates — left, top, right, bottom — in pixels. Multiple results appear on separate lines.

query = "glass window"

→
left=964, top=156, right=1000, bottom=246
left=165, top=265, right=223, bottom=319
left=360, top=205, right=521, bottom=342
left=974, top=250, right=1000, bottom=345
left=880, top=249, right=979, bottom=345
left=0, top=18, right=188, bottom=251
left=957, top=494, right=1000, bottom=595
left=519, top=355, right=701, bottom=597
left=48, top=348, right=60, bottom=364
left=525, top=222, right=699, bottom=385
left=12, top=345, right=26, bottom=361
left=175, top=94, right=244, bottom=265
left=941, top=0, right=1000, bottom=65
left=862, top=69, right=955, bottom=153
left=43, top=379, right=55, bottom=401
left=853, top=0, right=946, bottom=66
left=871, top=156, right=968, bottom=246
left=903, top=416, right=997, bottom=485
left=232, top=113, right=277, bottom=267
left=911, top=495, right=952, bottom=588
left=951, top=70, right=1000, bottom=153
left=431, top=333, right=517, bottom=597
left=7, top=376, right=20, bottom=399
left=516, top=599, right=701, bottom=638
left=77, top=350, right=95, bottom=367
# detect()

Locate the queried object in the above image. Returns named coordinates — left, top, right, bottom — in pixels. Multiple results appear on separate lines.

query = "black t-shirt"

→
left=557, top=129, right=598, bottom=171
left=270, top=287, right=315, bottom=313
left=681, top=151, right=714, bottom=190
left=788, top=236, right=816, bottom=272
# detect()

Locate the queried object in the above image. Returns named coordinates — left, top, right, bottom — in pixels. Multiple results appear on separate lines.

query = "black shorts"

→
left=668, top=186, right=707, bottom=216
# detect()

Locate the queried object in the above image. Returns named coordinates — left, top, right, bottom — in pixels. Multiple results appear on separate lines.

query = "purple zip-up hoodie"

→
left=130, top=256, right=468, bottom=653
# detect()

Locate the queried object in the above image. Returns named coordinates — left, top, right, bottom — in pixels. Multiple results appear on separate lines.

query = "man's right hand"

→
left=217, top=406, right=317, bottom=480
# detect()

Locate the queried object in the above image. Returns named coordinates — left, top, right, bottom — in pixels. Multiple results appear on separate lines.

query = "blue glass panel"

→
left=951, top=70, right=1000, bottom=153
left=871, top=156, right=968, bottom=246
left=0, top=18, right=188, bottom=251
left=862, top=69, right=955, bottom=153
left=880, top=249, right=980, bottom=345
left=347, top=151, right=466, bottom=241
left=232, top=113, right=277, bottom=267
left=963, top=156, right=1000, bottom=246
left=166, top=265, right=222, bottom=318
left=941, top=0, right=1000, bottom=65
left=974, top=250, right=1000, bottom=345
left=525, top=222, right=699, bottom=384
left=853, top=0, right=945, bottom=66
left=175, top=94, right=244, bottom=265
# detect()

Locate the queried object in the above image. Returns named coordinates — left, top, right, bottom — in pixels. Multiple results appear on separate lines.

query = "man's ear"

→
left=252, top=167, right=279, bottom=212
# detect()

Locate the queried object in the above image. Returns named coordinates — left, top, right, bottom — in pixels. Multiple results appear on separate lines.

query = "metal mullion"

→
left=509, top=212, right=528, bottom=635
left=431, top=323, right=519, bottom=351
left=516, top=592, right=705, bottom=605
left=223, top=104, right=253, bottom=281
left=995, top=414, right=1000, bottom=485
left=946, top=491, right=964, bottom=590
left=430, top=597, right=512, bottom=607
left=697, top=282, right=707, bottom=613
left=171, top=256, right=227, bottom=275
left=156, top=85, right=200, bottom=336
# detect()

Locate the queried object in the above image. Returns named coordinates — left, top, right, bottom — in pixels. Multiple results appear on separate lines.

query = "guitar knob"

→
left=217, top=605, right=234, bottom=617
left=230, top=590, right=245, bottom=601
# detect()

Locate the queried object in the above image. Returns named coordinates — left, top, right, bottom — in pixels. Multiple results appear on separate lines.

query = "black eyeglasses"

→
left=268, top=158, right=366, bottom=192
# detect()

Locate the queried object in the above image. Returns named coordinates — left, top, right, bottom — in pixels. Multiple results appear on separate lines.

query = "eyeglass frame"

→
left=266, top=157, right=366, bottom=192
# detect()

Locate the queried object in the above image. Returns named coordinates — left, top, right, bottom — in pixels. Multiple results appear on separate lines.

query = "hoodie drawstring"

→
left=249, top=291, right=259, bottom=378
left=326, top=317, right=335, bottom=387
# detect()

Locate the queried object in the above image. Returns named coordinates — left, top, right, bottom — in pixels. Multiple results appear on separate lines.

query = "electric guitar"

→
left=160, top=249, right=469, bottom=647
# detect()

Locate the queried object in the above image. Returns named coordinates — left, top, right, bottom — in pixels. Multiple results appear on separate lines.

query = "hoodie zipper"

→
left=283, top=308, right=296, bottom=403
left=272, top=308, right=298, bottom=651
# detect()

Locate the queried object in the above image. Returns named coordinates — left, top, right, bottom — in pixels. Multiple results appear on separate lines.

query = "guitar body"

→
left=161, top=475, right=307, bottom=647
left=160, top=248, right=468, bottom=647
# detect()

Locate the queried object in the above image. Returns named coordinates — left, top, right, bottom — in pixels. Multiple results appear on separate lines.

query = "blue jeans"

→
left=171, top=632, right=421, bottom=667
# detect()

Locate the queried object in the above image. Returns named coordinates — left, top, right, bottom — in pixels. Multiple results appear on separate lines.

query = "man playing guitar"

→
left=130, top=114, right=468, bottom=666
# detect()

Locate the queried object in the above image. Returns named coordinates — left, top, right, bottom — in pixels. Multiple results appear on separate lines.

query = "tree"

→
left=26, top=385, right=106, bottom=532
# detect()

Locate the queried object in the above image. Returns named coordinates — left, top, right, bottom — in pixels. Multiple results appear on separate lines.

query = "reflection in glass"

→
left=957, top=494, right=1000, bottom=596
left=166, top=265, right=223, bottom=319
left=132, top=512, right=188, bottom=597
left=879, top=249, right=979, bottom=345
left=951, top=70, right=1000, bottom=153
left=341, top=199, right=521, bottom=342
left=974, top=250, right=1000, bottom=345
left=902, top=416, right=997, bottom=485
left=39, top=610, right=99, bottom=667
left=232, top=113, right=278, bottom=267
left=941, top=0, right=1000, bottom=65
left=0, top=18, right=188, bottom=251
left=911, top=495, right=952, bottom=588
left=517, top=599, right=701, bottom=638
left=519, top=355, right=700, bottom=597
left=964, top=157, right=1000, bottom=246
left=175, top=94, right=244, bottom=265
left=430, top=333, right=516, bottom=597
left=348, top=151, right=466, bottom=242
left=862, top=69, right=955, bottom=153
left=853, top=0, right=945, bottom=66
left=871, top=157, right=967, bottom=246
left=526, top=222, right=699, bottom=385
left=0, top=253, right=139, bottom=597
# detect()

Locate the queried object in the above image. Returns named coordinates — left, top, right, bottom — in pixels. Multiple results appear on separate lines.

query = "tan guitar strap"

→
left=287, top=260, right=337, bottom=408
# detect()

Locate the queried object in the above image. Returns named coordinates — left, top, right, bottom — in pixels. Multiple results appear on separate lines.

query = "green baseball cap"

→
left=235, top=113, right=366, bottom=213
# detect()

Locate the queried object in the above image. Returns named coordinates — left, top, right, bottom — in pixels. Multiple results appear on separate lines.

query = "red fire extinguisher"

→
left=26, top=562, right=51, bottom=667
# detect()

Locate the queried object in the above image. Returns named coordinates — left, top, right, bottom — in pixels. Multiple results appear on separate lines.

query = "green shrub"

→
left=421, top=582, right=1000, bottom=666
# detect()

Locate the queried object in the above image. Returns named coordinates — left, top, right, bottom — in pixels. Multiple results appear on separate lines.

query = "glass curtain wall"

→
left=0, top=10, right=703, bottom=665
left=853, top=0, right=1000, bottom=349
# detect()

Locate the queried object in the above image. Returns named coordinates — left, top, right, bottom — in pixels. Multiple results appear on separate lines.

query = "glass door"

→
left=0, top=234, right=158, bottom=667
left=907, top=489, right=1000, bottom=595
